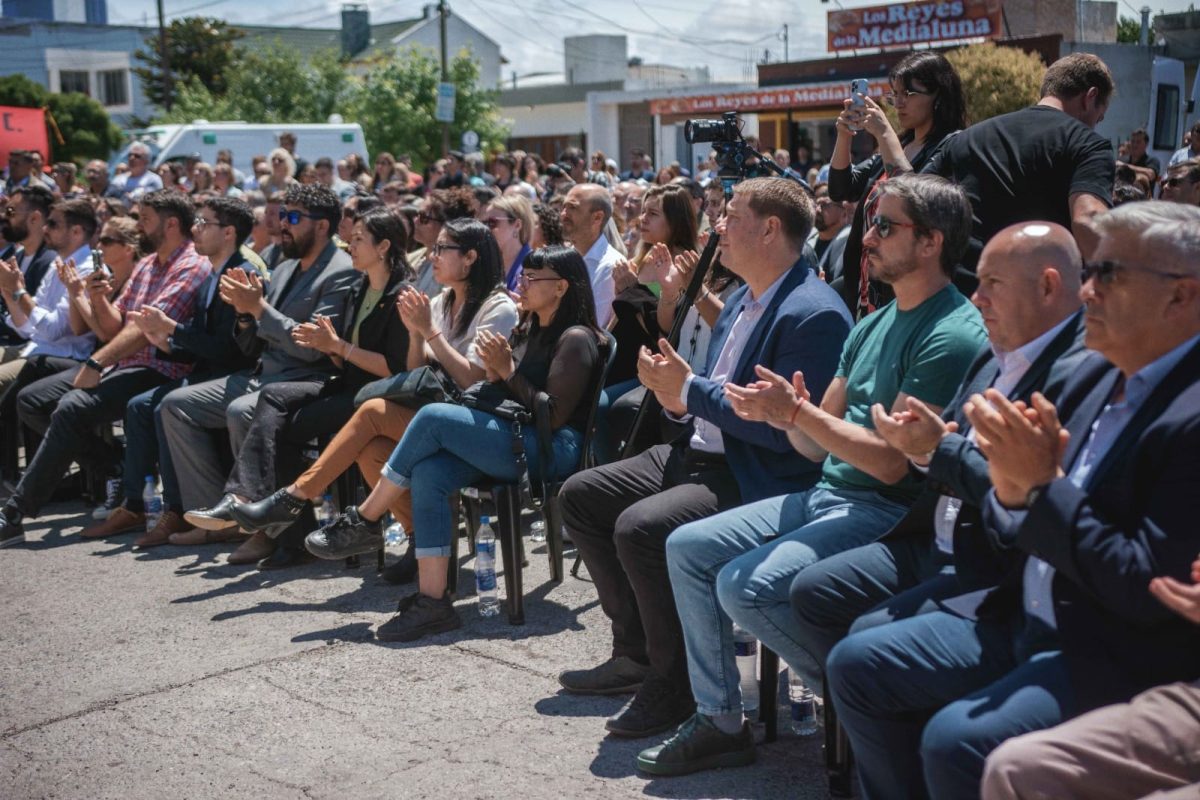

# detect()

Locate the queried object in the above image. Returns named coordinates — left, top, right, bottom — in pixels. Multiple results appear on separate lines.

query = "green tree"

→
left=945, top=43, right=1045, bottom=125
left=342, top=48, right=509, bottom=170
left=1117, top=15, right=1146, bottom=43
left=0, top=74, right=123, bottom=163
left=134, top=17, right=244, bottom=110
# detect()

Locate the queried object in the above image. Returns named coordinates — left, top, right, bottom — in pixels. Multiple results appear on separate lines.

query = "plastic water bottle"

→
left=788, top=669, right=819, bottom=736
left=475, top=516, right=500, bottom=617
left=384, top=518, right=406, bottom=550
left=529, top=518, right=546, bottom=543
left=732, top=624, right=759, bottom=718
left=142, top=475, right=162, bottom=533
left=317, top=494, right=337, bottom=527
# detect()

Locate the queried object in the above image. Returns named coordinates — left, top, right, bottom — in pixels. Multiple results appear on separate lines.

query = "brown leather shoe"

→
left=227, top=531, right=276, bottom=565
left=134, top=511, right=191, bottom=549
left=168, top=526, right=247, bottom=546
left=80, top=506, right=144, bottom=539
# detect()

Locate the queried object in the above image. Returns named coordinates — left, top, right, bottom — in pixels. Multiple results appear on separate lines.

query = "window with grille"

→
left=98, top=69, right=128, bottom=107
left=59, top=70, right=89, bottom=95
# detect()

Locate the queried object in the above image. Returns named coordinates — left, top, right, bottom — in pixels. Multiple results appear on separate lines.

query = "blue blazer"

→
left=974, top=338, right=1200, bottom=712
left=685, top=258, right=852, bottom=503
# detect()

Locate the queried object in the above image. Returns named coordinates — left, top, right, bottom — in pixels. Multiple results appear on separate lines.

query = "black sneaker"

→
left=558, top=656, right=650, bottom=695
left=381, top=541, right=418, bottom=585
left=636, top=713, right=755, bottom=776
left=605, top=673, right=696, bottom=738
left=229, top=489, right=310, bottom=539
left=0, top=509, right=24, bottom=548
left=375, top=591, right=462, bottom=642
left=184, top=493, right=240, bottom=531
left=304, top=506, right=384, bottom=560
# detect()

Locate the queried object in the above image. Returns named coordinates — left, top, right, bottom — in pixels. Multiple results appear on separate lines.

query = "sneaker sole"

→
left=305, top=537, right=384, bottom=561
left=557, top=679, right=644, bottom=696
left=375, top=614, right=462, bottom=643
left=183, top=511, right=239, bottom=531
left=636, top=748, right=756, bottom=776
left=605, top=710, right=695, bottom=739
left=228, top=509, right=294, bottom=540
left=0, top=533, right=26, bottom=548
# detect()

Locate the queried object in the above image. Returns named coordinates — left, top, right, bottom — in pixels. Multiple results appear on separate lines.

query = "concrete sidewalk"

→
left=1, top=501, right=831, bottom=799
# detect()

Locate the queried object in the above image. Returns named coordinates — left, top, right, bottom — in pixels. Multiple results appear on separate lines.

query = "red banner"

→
left=827, top=0, right=1003, bottom=51
left=0, top=106, right=50, bottom=166
left=649, top=80, right=891, bottom=117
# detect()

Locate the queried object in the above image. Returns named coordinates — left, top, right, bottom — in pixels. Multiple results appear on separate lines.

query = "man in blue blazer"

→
left=557, top=178, right=853, bottom=739
left=826, top=201, right=1200, bottom=800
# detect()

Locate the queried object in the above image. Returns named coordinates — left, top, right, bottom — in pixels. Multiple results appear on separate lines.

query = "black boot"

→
left=229, top=489, right=311, bottom=539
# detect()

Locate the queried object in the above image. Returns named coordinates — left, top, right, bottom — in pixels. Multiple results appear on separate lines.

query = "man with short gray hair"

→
left=112, top=143, right=164, bottom=206
left=560, top=183, right=618, bottom=327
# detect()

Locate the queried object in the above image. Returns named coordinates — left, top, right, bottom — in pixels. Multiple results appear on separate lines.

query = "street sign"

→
left=461, top=130, right=480, bottom=152
left=435, top=82, right=456, bottom=123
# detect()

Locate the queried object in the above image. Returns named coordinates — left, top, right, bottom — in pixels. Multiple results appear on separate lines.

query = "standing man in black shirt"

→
left=920, top=53, right=1115, bottom=289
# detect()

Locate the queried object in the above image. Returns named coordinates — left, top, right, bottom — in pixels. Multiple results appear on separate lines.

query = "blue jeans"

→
left=666, top=485, right=908, bottom=716
left=380, top=402, right=582, bottom=558
left=124, top=381, right=183, bottom=512
left=827, top=610, right=1072, bottom=800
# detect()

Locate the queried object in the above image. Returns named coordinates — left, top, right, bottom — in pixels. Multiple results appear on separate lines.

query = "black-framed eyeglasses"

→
left=517, top=273, right=563, bottom=287
left=868, top=214, right=919, bottom=239
left=193, top=217, right=220, bottom=229
left=278, top=209, right=323, bottom=225
left=430, top=243, right=465, bottom=257
left=1081, top=260, right=1192, bottom=285
left=483, top=216, right=514, bottom=229
left=417, top=212, right=444, bottom=225
left=884, top=89, right=931, bottom=106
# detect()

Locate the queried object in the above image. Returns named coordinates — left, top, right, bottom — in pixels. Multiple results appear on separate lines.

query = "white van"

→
left=112, top=121, right=369, bottom=180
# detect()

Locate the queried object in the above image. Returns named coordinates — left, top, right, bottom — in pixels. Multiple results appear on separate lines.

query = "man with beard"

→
left=79, top=197, right=261, bottom=547
left=158, top=184, right=354, bottom=568
left=634, top=174, right=986, bottom=776
left=560, top=183, right=618, bottom=327
left=0, top=190, right=210, bottom=546
left=0, top=186, right=58, bottom=346
left=806, top=183, right=853, bottom=284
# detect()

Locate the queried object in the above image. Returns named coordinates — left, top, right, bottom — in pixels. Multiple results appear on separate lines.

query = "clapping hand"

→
left=56, top=257, right=87, bottom=296
left=475, top=329, right=514, bottom=380
left=963, top=390, right=1069, bottom=509
left=637, top=338, right=692, bottom=415
left=0, top=257, right=22, bottom=296
left=724, top=364, right=810, bottom=430
left=871, top=396, right=958, bottom=464
left=657, top=248, right=700, bottom=301
left=1150, top=555, right=1200, bottom=625
left=292, top=314, right=342, bottom=354
left=612, top=257, right=639, bottom=294
left=219, top=267, right=265, bottom=315
left=128, top=305, right=176, bottom=350
left=396, top=287, right=435, bottom=338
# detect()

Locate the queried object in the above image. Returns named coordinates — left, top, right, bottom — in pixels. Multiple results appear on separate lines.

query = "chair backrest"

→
left=575, top=330, right=617, bottom=472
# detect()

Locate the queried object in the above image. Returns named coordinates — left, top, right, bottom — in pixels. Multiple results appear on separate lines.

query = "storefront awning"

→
left=648, top=79, right=891, bottom=117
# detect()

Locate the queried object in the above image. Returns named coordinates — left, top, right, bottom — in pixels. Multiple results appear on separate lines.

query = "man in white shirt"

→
left=560, top=183, right=618, bottom=328
left=113, top=143, right=164, bottom=207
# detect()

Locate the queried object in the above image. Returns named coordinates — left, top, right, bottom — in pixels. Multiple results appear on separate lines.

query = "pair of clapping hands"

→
left=613, top=242, right=701, bottom=297
left=0, top=256, right=28, bottom=297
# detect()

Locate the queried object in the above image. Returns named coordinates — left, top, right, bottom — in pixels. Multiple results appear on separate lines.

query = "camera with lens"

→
left=684, top=111, right=741, bottom=145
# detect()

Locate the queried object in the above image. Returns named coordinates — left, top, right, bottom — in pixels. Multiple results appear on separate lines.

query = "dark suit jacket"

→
left=685, top=258, right=853, bottom=503
left=167, top=249, right=259, bottom=381
left=975, top=338, right=1200, bottom=712
left=0, top=242, right=57, bottom=344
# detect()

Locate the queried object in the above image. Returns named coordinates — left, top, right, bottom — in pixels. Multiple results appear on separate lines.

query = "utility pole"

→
left=439, top=0, right=450, bottom=157
left=782, top=24, right=789, bottom=62
left=157, top=0, right=172, bottom=110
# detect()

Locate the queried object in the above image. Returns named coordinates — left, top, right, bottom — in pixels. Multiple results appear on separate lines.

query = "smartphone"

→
left=91, top=249, right=112, bottom=277
left=848, top=78, right=869, bottom=132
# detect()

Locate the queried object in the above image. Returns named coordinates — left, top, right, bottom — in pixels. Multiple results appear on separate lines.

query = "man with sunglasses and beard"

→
left=0, top=186, right=58, bottom=346
left=158, top=184, right=355, bottom=568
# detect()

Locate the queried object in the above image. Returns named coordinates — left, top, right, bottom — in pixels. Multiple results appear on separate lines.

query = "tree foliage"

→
left=1117, top=15, right=1144, bottom=44
left=0, top=74, right=123, bottom=164
left=134, top=17, right=244, bottom=109
left=945, top=42, right=1046, bottom=125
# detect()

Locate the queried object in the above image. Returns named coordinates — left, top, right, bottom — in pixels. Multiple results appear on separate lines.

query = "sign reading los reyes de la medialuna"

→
left=827, top=0, right=1003, bottom=51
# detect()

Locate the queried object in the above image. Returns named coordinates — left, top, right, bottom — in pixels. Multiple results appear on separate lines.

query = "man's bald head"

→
left=973, top=222, right=1083, bottom=352
left=571, top=183, right=612, bottom=225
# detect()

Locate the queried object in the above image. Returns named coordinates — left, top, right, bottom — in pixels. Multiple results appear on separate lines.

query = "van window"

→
left=1154, top=84, right=1181, bottom=151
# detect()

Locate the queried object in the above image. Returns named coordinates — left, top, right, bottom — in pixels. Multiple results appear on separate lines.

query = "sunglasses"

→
left=128, top=152, right=146, bottom=160
left=98, top=236, right=122, bottom=245
left=2, top=206, right=17, bottom=217
left=45, top=219, right=62, bottom=229
left=1081, top=260, right=1192, bottom=286
left=483, top=216, right=514, bottom=229
left=884, top=89, right=931, bottom=106
left=430, top=243, right=465, bottom=257
left=868, top=214, right=919, bottom=239
left=1162, top=175, right=1194, bottom=188
left=278, top=209, right=323, bottom=225
left=417, top=212, right=445, bottom=224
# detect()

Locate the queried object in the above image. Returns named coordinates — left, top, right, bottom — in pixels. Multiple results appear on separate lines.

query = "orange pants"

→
left=292, top=398, right=416, bottom=529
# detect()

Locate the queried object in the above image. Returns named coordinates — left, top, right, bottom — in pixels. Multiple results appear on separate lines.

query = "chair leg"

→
left=545, top=496, right=564, bottom=583
left=760, top=645, right=779, bottom=743
left=570, top=552, right=584, bottom=579
left=824, top=674, right=854, bottom=797
left=494, top=485, right=524, bottom=625
left=447, top=512, right=460, bottom=598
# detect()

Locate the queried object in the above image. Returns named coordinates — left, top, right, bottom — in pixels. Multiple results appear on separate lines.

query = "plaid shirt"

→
left=116, top=241, right=212, bottom=379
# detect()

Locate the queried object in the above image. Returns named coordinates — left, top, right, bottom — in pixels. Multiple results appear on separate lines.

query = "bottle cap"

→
left=479, top=515, right=489, bottom=524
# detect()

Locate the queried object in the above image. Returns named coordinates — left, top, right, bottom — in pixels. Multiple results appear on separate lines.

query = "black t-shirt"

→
left=1132, top=151, right=1162, bottom=177
left=923, top=105, right=1114, bottom=271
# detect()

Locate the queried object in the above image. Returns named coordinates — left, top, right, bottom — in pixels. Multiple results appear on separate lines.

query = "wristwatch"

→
left=1024, top=484, right=1048, bottom=509
left=12, top=288, right=29, bottom=301
left=83, top=357, right=104, bottom=373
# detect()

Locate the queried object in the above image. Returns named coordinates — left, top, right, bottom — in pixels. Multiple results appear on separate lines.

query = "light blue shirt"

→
left=1019, top=332, right=1200, bottom=629
left=1169, top=146, right=1199, bottom=167
left=16, top=243, right=97, bottom=360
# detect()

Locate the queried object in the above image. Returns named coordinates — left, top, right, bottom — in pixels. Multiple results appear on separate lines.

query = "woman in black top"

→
left=828, top=51, right=966, bottom=318
left=305, top=245, right=605, bottom=641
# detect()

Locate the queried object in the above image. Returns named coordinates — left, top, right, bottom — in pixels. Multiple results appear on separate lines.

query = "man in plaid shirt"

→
left=0, top=190, right=210, bottom=547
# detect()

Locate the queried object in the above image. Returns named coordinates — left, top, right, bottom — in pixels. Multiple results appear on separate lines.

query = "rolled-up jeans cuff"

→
left=697, top=702, right=740, bottom=717
left=381, top=462, right=410, bottom=489
left=414, top=545, right=451, bottom=558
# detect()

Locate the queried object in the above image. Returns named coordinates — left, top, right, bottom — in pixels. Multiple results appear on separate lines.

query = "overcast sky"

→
left=107, top=0, right=1199, bottom=84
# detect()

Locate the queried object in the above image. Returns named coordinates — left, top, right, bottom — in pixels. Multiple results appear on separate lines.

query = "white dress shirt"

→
left=582, top=235, right=619, bottom=329
left=16, top=243, right=97, bottom=360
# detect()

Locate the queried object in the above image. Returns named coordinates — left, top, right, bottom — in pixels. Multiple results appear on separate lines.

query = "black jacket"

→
left=166, top=249, right=259, bottom=380
left=337, top=270, right=411, bottom=390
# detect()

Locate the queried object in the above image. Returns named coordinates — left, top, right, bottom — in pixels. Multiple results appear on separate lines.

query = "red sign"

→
left=649, top=80, right=891, bottom=117
left=0, top=106, right=50, bottom=167
left=827, top=0, right=1003, bottom=51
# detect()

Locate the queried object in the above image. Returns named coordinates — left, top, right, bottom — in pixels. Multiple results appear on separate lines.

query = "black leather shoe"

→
left=305, top=506, right=384, bottom=560
left=380, top=541, right=418, bottom=585
left=558, top=656, right=650, bottom=695
left=184, top=493, right=240, bottom=531
left=230, top=489, right=310, bottom=539
left=256, top=545, right=316, bottom=571
left=605, top=673, right=696, bottom=738
left=375, top=591, right=462, bottom=642
left=636, top=713, right=755, bottom=776
left=0, top=509, right=25, bottom=548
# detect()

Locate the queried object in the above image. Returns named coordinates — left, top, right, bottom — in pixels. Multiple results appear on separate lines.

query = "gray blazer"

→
left=235, top=240, right=356, bottom=379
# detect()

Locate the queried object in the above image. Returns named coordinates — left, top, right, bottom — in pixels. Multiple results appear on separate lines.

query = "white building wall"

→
left=504, top=101, right=589, bottom=138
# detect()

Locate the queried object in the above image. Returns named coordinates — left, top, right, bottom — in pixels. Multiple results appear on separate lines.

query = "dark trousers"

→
left=827, top=611, right=1072, bottom=800
left=0, top=355, right=79, bottom=479
left=789, top=534, right=958, bottom=670
left=13, top=366, right=168, bottom=516
left=560, top=443, right=742, bottom=684
left=224, top=379, right=358, bottom=548
left=124, top=380, right=184, bottom=512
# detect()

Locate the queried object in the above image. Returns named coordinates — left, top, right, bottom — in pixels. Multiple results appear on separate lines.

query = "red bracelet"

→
left=788, top=398, right=805, bottom=426
left=428, top=330, right=443, bottom=342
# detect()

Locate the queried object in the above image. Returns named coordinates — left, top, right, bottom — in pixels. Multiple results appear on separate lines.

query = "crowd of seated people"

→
left=2, top=48, right=1200, bottom=800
